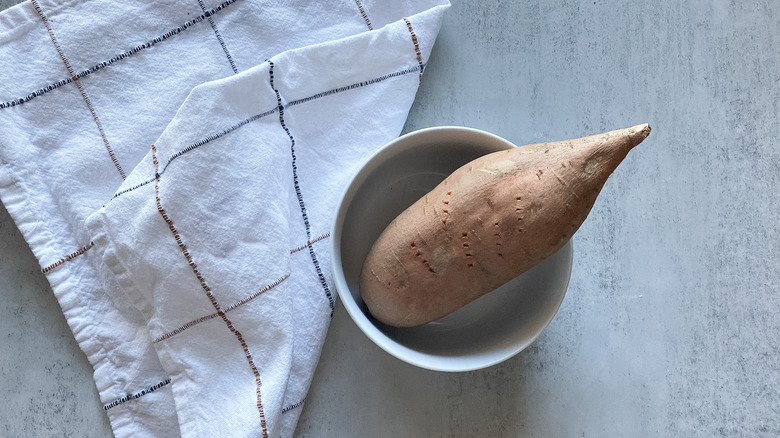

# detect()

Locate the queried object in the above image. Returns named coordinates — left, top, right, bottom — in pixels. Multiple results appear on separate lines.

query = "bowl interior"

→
left=332, top=127, right=572, bottom=371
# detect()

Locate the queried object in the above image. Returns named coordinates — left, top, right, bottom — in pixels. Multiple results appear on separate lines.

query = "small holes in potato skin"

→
left=467, top=263, right=474, bottom=268
left=461, top=231, right=472, bottom=260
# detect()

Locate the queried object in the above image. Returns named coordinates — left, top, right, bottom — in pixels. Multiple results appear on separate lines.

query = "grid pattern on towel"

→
left=0, top=0, right=448, bottom=436
left=151, top=142, right=270, bottom=436
left=30, top=0, right=127, bottom=179
left=268, top=59, right=335, bottom=315
left=0, top=0, right=242, bottom=109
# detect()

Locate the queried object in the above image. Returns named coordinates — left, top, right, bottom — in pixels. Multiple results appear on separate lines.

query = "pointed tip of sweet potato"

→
left=627, top=123, right=652, bottom=148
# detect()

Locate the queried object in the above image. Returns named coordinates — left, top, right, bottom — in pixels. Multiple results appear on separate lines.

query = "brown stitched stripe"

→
left=289, top=232, right=330, bottom=254
left=40, top=241, right=95, bottom=274
left=354, top=0, right=372, bottom=30
left=30, top=0, right=126, bottom=180
left=153, top=273, right=290, bottom=343
left=153, top=311, right=221, bottom=343
left=223, top=273, right=289, bottom=312
left=155, top=231, right=331, bottom=341
left=73, top=82, right=126, bottom=179
left=402, top=17, right=424, bottom=84
left=151, top=144, right=268, bottom=437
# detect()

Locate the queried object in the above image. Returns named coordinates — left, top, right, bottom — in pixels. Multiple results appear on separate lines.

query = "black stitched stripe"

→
left=109, top=107, right=277, bottom=202
left=197, top=0, right=239, bottom=74
left=268, top=59, right=335, bottom=314
left=159, top=107, right=277, bottom=176
left=110, top=178, right=156, bottom=200
left=103, top=379, right=172, bottom=410
left=281, top=398, right=305, bottom=413
left=286, top=63, right=424, bottom=108
left=107, top=63, right=423, bottom=202
left=0, top=0, right=241, bottom=109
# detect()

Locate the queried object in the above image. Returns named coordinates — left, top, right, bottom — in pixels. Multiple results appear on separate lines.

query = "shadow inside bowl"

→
left=336, top=127, right=572, bottom=369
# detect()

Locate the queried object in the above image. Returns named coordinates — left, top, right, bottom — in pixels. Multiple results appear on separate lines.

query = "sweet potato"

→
left=360, top=124, right=651, bottom=327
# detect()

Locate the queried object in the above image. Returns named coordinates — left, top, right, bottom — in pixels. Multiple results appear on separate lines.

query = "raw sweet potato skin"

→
left=360, top=124, right=651, bottom=327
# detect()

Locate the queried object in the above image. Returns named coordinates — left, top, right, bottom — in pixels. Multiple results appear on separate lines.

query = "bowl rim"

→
left=330, top=126, right=573, bottom=372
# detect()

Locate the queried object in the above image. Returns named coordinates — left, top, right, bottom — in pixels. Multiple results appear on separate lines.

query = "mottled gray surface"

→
left=2, top=0, right=779, bottom=437
left=0, top=200, right=113, bottom=437
left=299, top=0, right=780, bottom=437
left=0, top=0, right=22, bottom=11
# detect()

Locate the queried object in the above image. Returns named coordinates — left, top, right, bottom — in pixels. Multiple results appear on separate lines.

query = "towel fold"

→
left=0, top=0, right=448, bottom=436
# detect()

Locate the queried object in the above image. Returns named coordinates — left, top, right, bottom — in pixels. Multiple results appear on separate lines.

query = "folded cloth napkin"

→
left=0, top=0, right=448, bottom=436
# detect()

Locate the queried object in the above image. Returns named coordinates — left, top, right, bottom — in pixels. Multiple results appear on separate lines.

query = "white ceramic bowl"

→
left=331, top=126, right=573, bottom=372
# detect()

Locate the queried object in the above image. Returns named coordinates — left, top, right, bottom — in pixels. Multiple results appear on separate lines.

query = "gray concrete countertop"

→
left=2, top=0, right=779, bottom=436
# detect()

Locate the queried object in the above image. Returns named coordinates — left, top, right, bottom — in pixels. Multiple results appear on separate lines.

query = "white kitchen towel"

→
left=0, top=0, right=448, bottom=436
